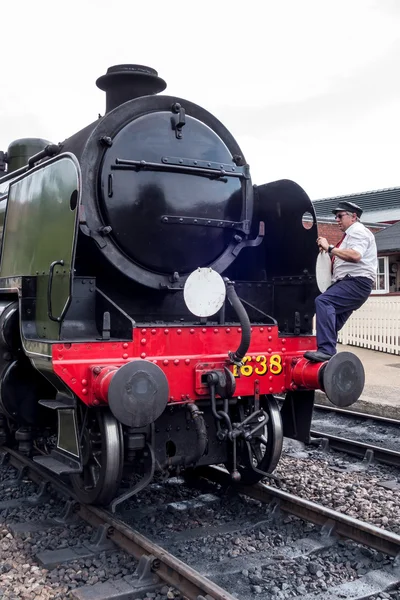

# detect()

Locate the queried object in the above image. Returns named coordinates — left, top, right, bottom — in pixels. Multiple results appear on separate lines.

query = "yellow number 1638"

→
left=233, top=354, right=283, bottom=377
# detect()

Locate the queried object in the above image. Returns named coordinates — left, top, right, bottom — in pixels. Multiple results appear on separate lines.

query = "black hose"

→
left=186, top=403, right=208, bottom=460
left=167, top=403, right=208, bottom=467
left=225, top=280, right=251, bottom=363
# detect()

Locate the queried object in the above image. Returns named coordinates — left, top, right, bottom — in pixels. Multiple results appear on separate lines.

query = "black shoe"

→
left=304, top=351, right=333, bottom=363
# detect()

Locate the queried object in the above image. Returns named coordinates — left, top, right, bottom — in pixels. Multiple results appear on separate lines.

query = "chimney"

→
left=96, top=64, right=167, bottom=113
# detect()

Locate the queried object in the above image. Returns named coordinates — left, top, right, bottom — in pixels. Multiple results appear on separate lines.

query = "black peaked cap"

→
left=332, top=201, right=363, bottom=218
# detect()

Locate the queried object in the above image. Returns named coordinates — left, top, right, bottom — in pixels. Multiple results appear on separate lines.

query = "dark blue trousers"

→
left=315, top=276, right=373, bottom=356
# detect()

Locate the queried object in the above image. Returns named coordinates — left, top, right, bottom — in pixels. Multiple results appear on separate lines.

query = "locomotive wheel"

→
left=231, top=395, right=283, bottom=485
left=71, top=409, right=124, bottom=505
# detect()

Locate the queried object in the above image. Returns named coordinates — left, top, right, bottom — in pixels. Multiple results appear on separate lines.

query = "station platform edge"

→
left=315, top=344, right=400, bottom=419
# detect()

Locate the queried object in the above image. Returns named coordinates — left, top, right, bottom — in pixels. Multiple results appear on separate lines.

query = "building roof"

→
left=312, top=187, right=400, bottom=223
left=374, top=220, right=400, bottom=253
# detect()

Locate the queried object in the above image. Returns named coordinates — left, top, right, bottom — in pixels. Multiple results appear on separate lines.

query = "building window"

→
left=371, top=256, right=389, bottom=294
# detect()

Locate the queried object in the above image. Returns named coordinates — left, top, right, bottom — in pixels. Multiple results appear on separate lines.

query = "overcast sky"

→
left=1, top=0, right=399, bottom=200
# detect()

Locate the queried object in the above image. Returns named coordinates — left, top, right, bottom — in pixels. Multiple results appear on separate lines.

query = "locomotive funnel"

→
left=96, top=64, right=167, bottom=112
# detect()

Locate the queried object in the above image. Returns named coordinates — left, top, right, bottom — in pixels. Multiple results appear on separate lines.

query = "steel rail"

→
left=310, top=430, right=400, bottom=467
left=313, top=404, right=400, bottom=426
left=79, top=503, right=235, bottom=600
left=5, top=448, right=74, bottom=498
left=2, top=448, right=236, bottom=600
left=199, top=465, right=400, bottom=557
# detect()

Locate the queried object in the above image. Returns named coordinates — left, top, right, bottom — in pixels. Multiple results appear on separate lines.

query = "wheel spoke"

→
left=92, top=451, right=102, bottom=468
left=89, top=464, right=99, bottom=487
left=83, top=468, right=95, bottom=490
left=252, top=444, right=263, bottom=463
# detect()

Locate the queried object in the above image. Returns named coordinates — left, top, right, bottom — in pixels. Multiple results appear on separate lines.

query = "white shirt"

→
left=332, top=221, right=377, bottom=283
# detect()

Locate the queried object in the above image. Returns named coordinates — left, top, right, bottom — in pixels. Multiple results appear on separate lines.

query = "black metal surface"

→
left=60, top=277, right=98, bottom=340
left=225, top=179, right=319, bottom=334
left=226, top=281, right=251, bottom=363
left=171, top=102, right=186, bottom=139
left=0, top=300, right=20, bottom=350
left=256, top=180, right=319, bottom=334
left=98, top=108, right=246, bottom=279
left=0, top=151, right=6, bottom=173
left=322, top=352, right=365, bottom=407
left=0, top=358, right=55, bottom=425
left=159, top=214, right=250, bottom=232
left=108, top=361, right=169, bottom=428
left=27, top=143, right=60, bottom=168
left=153, top=401, right=228, bottom=468
left=96, top=64, right=167, bottom=113
left=33, top=454, right=81, bottom=475
left=94, top=288, right=135, bottom=340
left=281, top=390, right=315, bottom=442
left=161, top=155, right=245, bottom=173
left=60, top=93, right=251, bottom=290
left=47, top=260, right=72, bottom=322
left=114, top=156, right=247, bottom=180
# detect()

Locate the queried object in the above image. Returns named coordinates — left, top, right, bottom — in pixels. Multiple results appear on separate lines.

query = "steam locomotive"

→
left=0, top=65, right=364, bottom=510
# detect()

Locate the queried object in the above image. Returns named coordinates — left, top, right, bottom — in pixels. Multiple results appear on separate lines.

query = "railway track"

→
left=8, top=449, right=400, bottom=558
left=128, top=465, right=400, bottom=599
left=310, top=404, right=400, bottom=468
left=199, top=466, right=400, bottom=557
left=2, top=448, right=400, bottom=598
left=1, top=448, right=236, bottom=600
left=310, top=431, right=400, bottom=467
left=313, top=404, right=400, bottom=426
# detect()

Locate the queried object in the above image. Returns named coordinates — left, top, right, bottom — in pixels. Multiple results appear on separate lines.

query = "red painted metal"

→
left=92, top=366, right=118, bottom=404
left=52, top=325, right=319, bottom=406
left=290, top=358, right=325, bottom=391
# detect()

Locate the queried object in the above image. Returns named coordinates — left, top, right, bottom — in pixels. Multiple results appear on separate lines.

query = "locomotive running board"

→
left=33, top=454, right=82, bottom=475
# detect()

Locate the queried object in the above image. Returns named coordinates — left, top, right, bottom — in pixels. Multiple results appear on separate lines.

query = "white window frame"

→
left=371, top=256, right=389, bottom=294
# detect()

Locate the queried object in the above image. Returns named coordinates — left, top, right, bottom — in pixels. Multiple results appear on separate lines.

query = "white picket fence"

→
left=338, top=296, right=400, bottom=354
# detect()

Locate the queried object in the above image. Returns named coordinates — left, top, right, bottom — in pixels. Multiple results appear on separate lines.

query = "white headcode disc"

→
left=183, top=268, right=226, bottom=317
left=316, top=252, right=332, bottom=293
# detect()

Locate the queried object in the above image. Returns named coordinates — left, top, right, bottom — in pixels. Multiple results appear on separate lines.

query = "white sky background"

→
left=1, top=0, right=399, bottom=200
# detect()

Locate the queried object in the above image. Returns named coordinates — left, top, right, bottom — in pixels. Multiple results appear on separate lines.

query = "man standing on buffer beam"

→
left=304, top=200, right=378, bottom=363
